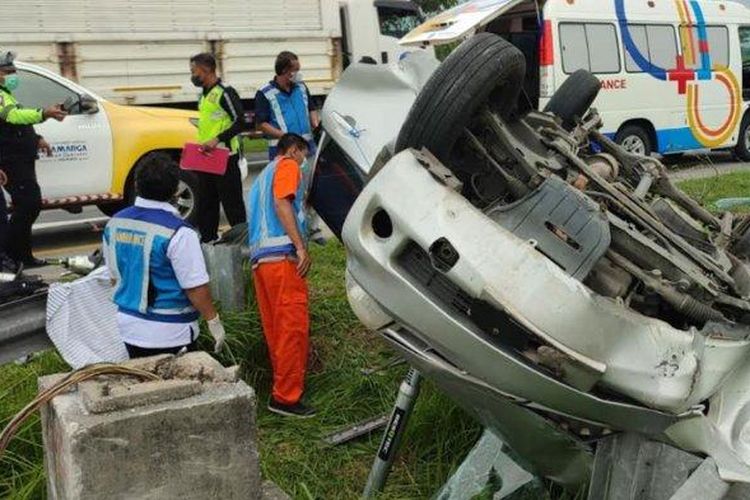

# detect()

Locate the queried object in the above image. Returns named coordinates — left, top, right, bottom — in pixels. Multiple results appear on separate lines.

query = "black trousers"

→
left=125, top=341, right=197, bottom=359
left=3, top=156, right=41, bottom=262
left=196, top=154, right=246, bottom=243
left=0, top=187, right=7, bottom=258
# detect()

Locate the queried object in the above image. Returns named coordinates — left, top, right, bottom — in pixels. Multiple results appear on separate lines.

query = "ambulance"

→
left=401, top=0, right=750, bottom=158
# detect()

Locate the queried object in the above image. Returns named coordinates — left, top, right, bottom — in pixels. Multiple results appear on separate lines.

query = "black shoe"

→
left=267, top=399, right=317, bottom=418
left=20, top=257, right=47, bottom=269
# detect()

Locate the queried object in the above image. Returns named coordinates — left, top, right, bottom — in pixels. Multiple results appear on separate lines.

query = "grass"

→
left=0, top=242, right=485, bottom=499
left=676, top=170, right=750, bottom=213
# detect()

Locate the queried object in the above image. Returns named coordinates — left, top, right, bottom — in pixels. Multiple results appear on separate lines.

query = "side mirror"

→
left=80, top=95, right=99, bottom=114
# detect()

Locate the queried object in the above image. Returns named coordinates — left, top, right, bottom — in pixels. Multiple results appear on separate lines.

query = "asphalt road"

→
left=26, top=151, right=750, bottom=281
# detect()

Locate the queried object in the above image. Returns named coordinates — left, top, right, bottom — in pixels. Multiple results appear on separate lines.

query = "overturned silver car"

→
left=309, top=31, right=750, bottom=494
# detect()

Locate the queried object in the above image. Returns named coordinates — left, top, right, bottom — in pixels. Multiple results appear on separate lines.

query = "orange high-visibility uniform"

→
left=251, top=157, right=310, bottom=405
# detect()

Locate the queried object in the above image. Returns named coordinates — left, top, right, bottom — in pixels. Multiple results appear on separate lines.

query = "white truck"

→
left=0, top=0, right=427, bottom=106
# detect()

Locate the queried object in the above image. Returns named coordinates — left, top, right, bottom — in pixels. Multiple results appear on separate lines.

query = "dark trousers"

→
left=3, top=156, right=41, bottom=262
left=196, top=154, right=246, bottom=243
left=0, top=188, right=8, bottom=258
left=125, top=341, right=197, bottom=359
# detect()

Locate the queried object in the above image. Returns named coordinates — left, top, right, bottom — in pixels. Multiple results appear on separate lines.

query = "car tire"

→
left=615, top=124, right=653, bottom=157
left=395, top=33, right=526, bottom=164
left=543, top=69, right=601, bottom=130
left=734, top=114, right=750, bottom=162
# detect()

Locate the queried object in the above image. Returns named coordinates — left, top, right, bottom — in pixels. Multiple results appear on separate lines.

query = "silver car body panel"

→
left=342, top=149, right=750, bottom=482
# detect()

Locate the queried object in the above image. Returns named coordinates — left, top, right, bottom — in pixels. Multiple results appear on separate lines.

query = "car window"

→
left=560, top=23, right=620, bottom=74
left=377, top=7, right=422, bottom=39
left=625, top=24, right=677, bottom=74
left=14, top=70, right=79, bottom=113
left=680, top=25, right=729, bottom=69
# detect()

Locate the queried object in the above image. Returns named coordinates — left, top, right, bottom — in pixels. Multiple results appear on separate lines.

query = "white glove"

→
left=207, top=315, right=226, bottom=353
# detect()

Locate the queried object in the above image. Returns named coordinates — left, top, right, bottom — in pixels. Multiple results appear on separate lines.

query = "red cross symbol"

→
left=668, top=55, right=695, bottom=95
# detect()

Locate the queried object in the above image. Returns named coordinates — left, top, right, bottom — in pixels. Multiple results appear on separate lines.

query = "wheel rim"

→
left=744, top=125, right=750, bottom=152
left=172, top=180, right=195, bottom=219
left=621, top=135, right=647, bottom=155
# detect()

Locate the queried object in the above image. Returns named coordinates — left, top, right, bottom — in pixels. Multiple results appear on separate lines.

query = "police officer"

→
left=189, top=52, right=247, bottom=243
left=255, top=51, right=320, bottom=160
left=0, top=51, right=67, bottom=268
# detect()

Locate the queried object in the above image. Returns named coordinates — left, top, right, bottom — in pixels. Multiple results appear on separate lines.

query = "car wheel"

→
left=543, top=69, right=601, bottom=130
left=734, top=114, right=750, bottom=162
left=174, top=170, right=200, bottom=225
left=615, top=125, right=653, bottom=157
left=395, top=33, right=526, bottom=165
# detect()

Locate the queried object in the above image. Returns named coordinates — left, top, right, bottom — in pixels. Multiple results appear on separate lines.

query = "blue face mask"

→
left=3, top=74, right=18, bottom=91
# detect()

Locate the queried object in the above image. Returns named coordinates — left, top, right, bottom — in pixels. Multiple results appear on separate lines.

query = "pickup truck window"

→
left=14, top=70, right=79, bottom=113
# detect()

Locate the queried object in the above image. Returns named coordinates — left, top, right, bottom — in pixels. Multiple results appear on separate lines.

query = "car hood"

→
left=319, top=50, right=439, bottom=174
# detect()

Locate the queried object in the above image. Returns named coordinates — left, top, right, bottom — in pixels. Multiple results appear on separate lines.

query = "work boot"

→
left=268, top=399, right=317, bottom=419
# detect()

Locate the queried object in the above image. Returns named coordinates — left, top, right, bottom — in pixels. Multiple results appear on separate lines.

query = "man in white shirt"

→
left=103, top=154, right=225, bottom=358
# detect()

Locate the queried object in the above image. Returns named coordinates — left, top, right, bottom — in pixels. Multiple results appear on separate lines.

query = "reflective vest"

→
left=104, top=206, right=199, bottom=323
left=260, top=82, right=314, bottom=157
left=247, top=157, right=308, bottom=263
left=0, top=87, right=44, bottom=159
left=198, top=84, right=240, bottom=153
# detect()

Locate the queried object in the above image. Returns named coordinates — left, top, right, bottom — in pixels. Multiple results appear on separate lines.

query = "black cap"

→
left=0, top=51, right=17, bottom=70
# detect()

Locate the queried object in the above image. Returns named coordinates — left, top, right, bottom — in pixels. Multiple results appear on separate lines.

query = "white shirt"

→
left=103, top=197, right=209, bottom=348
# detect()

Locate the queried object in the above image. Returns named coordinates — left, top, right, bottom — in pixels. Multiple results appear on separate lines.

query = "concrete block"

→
left=40, top=353, right=260, bottom=500
left=669, top=458, right=729, bottom=500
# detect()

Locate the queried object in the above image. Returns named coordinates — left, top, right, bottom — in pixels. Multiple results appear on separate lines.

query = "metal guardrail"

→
left=0, top=292, right=51, bottom=365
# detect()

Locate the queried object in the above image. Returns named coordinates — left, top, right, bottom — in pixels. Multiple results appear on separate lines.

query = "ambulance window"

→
left=625, top=25, right=649, bottom=73
left=646, top=25, right=678, bottom=70
left=14, top=70, right=79, bottom=112
left=588, top=24, right=620, bottom=73
left=560, top=23, right=620, bottom=74
left=706, top=26, right=729, bottom=67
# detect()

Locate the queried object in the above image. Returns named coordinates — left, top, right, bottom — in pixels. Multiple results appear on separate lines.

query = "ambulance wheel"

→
left=395, top=33, right=526, bottom=166
left=615, top=125, right=653, bottom=157
left=543, top=69, right=602, bottom=130
left=734, top=114, right=750, bottom=162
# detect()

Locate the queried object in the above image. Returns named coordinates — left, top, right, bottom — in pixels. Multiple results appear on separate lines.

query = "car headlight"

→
left=189, top=117, right=199, bottom=128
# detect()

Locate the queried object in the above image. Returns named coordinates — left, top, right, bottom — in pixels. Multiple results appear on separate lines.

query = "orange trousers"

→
left=252, top=259, right=310, bottom=405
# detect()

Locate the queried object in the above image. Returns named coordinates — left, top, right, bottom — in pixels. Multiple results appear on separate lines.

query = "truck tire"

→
left=734, top=114, right=750, bottom=162
left=543, top=69, right=601, bottom=130
left=615, top=124, right=653, bottom=157
left=395, top=33, right=526, bottom=164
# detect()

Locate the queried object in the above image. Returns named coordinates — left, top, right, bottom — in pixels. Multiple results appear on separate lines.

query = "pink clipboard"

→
left=180, top=143, right=229, bottom=175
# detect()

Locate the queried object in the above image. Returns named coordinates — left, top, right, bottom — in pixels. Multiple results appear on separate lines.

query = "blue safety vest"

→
left=104, top=206, right=199, bottom=323
left=247, top=157, right=308, bottom=263
left=260, top=82, right=315, bottom=159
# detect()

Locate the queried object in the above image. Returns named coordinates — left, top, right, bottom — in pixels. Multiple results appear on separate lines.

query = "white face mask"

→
left=291, top=71, right=304, bottom=84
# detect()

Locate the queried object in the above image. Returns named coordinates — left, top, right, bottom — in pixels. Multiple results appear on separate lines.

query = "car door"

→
left=13, top=67, right=113, bottom=201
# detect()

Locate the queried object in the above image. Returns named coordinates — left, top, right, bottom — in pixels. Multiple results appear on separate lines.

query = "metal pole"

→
left=363, top=367, right=422, bottom=497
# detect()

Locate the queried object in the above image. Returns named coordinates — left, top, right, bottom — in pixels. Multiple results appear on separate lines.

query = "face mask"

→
left=190, top=75, right=203, bottom=88
left=3, top=74, right=19, bottom=91
left=291, top=72, right=304, bottom=84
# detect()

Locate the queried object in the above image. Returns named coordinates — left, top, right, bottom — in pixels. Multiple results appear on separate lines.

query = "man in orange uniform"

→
left=247, top=133, right=315, bottom=418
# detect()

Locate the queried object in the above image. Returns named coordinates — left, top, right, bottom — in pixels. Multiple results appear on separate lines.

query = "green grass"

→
left=243, top=137, right=268, bottom=155
left=676, top=170, right=750, bottom=213
left=0, top=242, right=485, bottom=499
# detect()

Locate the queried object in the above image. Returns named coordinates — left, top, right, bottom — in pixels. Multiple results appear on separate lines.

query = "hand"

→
left=38, top=138, right=53, bottom=157
left=42, top=104, right=67, bottom=122
left=0, top=169, right=6, bottom=187
left=207, top=314, right=226, bottom=353
left=203, top=138, right=220, bottom=150
left=296, top=247, right=312, bottom=278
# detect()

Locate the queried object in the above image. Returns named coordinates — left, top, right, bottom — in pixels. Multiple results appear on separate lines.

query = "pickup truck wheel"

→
left=543, top=69, right=601, bottom=130
left=174, top=170, right=199, bottom=225
left=395, top=33, right=526, bottom=167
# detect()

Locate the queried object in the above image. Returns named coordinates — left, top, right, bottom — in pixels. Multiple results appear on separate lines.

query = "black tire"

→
left=735, top=114, right=750, bottom=162
left=543, top=69, right=601, bottom=130
left=395, top=33, right=526, bottom=163
left=615, top=124, right=653, bottom=157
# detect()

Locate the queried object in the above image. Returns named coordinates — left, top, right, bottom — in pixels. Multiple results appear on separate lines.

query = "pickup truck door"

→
left=399, top=0, right=526, bottom=47
left=14, top=68, right=113, bottom=201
